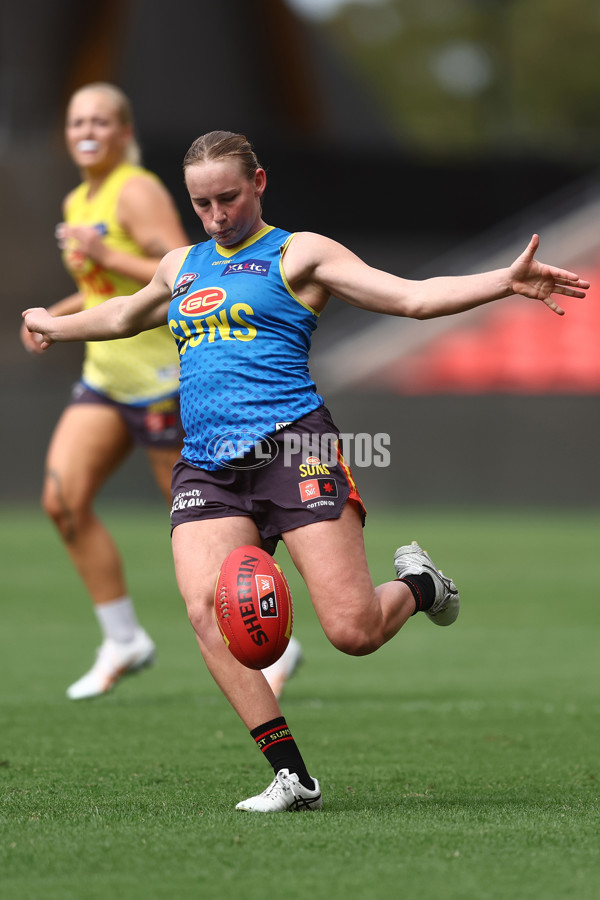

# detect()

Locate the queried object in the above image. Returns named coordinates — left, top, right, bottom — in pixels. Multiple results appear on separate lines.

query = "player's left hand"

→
left=509, top=234, right=590, bottom=315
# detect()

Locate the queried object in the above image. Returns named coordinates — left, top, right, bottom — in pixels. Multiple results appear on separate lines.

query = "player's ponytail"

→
left=183, top=131, right=262, bottom=183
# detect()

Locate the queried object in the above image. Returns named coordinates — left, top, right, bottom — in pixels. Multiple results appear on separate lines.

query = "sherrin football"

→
left=214, top=545, right=293, bottom=669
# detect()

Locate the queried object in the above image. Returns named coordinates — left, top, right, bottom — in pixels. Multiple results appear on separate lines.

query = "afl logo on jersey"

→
left=172, top=272, right=197, bottom=299
left=179, top=287, right=226, bottom=316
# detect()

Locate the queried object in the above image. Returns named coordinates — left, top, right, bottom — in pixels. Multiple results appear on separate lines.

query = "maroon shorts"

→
left=170, top=405, right=365, bottom=550
left=70, top=382, right=184, bottom=449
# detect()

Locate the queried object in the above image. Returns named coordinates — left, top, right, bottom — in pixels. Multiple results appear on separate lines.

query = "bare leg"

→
left=43, top=404, right=133, bottom=604
left=171, top=517, right=282, bottom=730
left=283, top=502, right=416, bottom=656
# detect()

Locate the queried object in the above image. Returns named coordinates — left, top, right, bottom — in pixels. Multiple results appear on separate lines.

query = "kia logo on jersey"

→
left=221, top=259, right=271, bottom=277
left=178, top=287, right=226, bottom=316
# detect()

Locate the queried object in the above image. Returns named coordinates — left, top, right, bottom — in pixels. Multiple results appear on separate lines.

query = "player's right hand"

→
left=21, top=308, right=54, bottom=351
left=19, top=319, right=48, bottom=354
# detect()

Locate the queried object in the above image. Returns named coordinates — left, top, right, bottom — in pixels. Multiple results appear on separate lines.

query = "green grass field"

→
left=1, top=504, right=599, bottom=900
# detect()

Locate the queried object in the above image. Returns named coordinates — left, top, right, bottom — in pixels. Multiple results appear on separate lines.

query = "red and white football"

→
left=214, top=545, right=293, bottom=670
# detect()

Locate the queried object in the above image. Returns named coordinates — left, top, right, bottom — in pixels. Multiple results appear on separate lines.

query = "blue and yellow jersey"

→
left=63, top=162, right=180, bottom=405
left=167, top=225, right=324, bottom=469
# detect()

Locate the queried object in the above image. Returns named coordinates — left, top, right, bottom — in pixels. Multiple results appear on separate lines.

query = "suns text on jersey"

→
left=168, top=303, right=257, bottom=353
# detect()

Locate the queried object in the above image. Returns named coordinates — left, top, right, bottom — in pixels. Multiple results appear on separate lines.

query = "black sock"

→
left=398, top=573, right=436, bottom=614
left=250, top=717, right=314, bottom=790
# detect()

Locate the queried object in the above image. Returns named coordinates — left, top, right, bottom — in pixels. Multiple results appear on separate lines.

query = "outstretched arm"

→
left=286, top=232, right=589, bottom=318
left=405, top=233, right=589, bottom=318
left=22, top=247, right=188, bottom=350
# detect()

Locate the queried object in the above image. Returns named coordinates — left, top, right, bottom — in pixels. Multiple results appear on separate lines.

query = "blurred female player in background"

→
left=19, top=82, right=188, bottom=699
left=23, top=130, right=588, bottom=808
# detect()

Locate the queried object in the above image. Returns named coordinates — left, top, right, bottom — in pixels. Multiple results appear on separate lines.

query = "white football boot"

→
left=236, top=768, right=322, bottom=812
left=66, top=628, right=156, bottom=699
left=394, top=540, right=460, bottom=625
left=262, top=636, right=303, bottom=699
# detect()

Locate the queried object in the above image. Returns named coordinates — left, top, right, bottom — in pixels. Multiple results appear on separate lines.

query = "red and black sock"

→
left=250, top=716, right=314, bottom=790
left=398, top=572, right=436, bottom=614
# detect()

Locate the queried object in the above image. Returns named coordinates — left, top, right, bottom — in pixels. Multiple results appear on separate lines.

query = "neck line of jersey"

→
left=215, top=224, right=274, bottom=258
left=81, top=160, right=132, bottom=202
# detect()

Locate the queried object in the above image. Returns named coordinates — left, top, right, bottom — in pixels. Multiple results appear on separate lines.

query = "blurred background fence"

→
left=2, top=0, right=599, bottom=506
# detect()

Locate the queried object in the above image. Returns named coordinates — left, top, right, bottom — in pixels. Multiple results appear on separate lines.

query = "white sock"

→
left=94, top=596, right=140, bottom=643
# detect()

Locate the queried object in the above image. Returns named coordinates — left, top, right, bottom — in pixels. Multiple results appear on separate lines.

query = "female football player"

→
left=19, top=82, right=188, bottom=700
left=23, top=130, right=589, bottom=810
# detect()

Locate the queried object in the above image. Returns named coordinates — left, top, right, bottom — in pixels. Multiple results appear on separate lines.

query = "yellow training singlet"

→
left=63, top=162, right=180, bottom=405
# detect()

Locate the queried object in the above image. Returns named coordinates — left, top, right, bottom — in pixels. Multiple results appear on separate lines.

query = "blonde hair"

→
left=183, top=131, right=261, bottom=181
left=68, top=82, right=142, bottom=165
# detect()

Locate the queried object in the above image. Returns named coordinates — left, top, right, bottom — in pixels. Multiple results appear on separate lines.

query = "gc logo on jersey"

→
left=221, top=259, right=271, bottom=277
left=179, top=287, right=226, bottom=316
